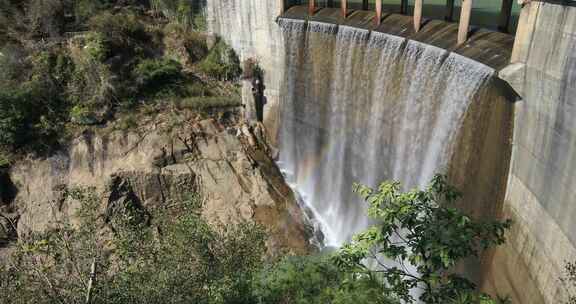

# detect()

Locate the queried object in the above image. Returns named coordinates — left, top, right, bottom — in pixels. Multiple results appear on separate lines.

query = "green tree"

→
left=254, top=255, right=397, bottom=304
left=334, top=175, right=512, bottom=304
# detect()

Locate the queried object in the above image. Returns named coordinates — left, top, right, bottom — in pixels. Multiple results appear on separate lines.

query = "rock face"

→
left=7, top=112, right=312, bottom=255
left=484, top=2, right=576, bottom=303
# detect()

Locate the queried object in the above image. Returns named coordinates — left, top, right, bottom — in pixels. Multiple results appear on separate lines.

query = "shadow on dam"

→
left=275, top=6, right=515, bottom=285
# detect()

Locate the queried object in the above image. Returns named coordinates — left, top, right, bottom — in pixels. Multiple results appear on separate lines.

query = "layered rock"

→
left=6, top=111, right=312, bottom=255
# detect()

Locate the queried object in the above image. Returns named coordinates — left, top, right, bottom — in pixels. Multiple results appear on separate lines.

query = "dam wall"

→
left=206, top=0, right=286, bottom=142
left=484, top=2, right=576, bottom=303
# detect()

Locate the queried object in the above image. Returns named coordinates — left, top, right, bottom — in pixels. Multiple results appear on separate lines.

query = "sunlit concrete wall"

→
left=206, top=0, right=285, bottom=142
left=485, top=2, right=576, bottom=303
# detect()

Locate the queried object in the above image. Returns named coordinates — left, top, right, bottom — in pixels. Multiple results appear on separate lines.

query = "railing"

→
left=280, top=0, right=520, bottom=45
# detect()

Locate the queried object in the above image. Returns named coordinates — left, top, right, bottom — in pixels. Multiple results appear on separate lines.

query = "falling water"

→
left=277, top=19, right=495, bottom=248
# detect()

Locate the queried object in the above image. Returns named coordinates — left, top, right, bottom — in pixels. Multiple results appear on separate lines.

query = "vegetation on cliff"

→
left=0, top=0, right=241, bottom=161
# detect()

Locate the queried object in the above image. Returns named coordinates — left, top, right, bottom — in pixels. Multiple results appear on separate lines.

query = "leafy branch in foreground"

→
left=333, top=174, right=512, bottom=304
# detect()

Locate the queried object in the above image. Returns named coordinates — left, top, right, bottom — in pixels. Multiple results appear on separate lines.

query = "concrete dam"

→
left=207, top=0, right=575, bottom=303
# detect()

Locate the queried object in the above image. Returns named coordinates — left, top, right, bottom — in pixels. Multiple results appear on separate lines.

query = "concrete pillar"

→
left=401, top=0, right=409, bottom=15
left=363, top=0, right=369, bottom=10
left=458, top=0, right=473, bottom=45
left=414, top=0, right=423, bottom=32
left=342, top=0, right=348, bottom=18
left=280, top=0, right=286, bottom=14
left=375, top=0, right=382, bottom=25
left=498, top=0, right=514, bottom=33
left=445, top=0, right=455, bottom=21
left=309, top=0, right=315, bottom=15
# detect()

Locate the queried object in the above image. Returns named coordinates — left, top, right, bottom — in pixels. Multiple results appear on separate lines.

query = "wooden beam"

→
left=309, top=0, right=315, bottom=16
left=498, top=0, right=514, bottom=33
left=401, top=0, right=409, bottom=15
left=414, top=0, right=423, bottom=32
left=341, top=0, right=347, bottom=18
left=362, top=0, right=369, bottom=10
left=445, top=0, right=455, bottom=21
left=375, top=0, right=382, bottom=25
left=458, top=0, right=473, bottom=45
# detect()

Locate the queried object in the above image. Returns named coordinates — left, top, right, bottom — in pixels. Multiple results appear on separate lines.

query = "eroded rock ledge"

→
left=4, top=111, right=312, bottom=256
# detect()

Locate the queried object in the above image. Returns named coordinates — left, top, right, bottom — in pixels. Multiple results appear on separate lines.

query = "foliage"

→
left=0, top=46, right=75, bottom=153
left=0, top=188, right=105, bottom=304
left=199, top=40, right=242, bottom=81
left=0, top=79, right=68, bottom=154
left=0, top=154, right=9, bottom=168
left=0, top=189, right=267, bottom=304
left=67, top=51, right=115, bottom=120
left=0, top=0, right=65, bottom=42
left=0, top=0, right=238, bottom=160
left=151, top=0, right=205, bottom=30
left=333, top=175, right=512, bottom=304
left=133, top=58, right=184, bottom=96
left=162, top=22, right=209, bottom=63
left=254, top=255, right=397, bottom=304
left=0, top=45, right=29, bottom=85
left=82, top=32, right=109, bottom=62
left=88, top=10, right=149, bottom=55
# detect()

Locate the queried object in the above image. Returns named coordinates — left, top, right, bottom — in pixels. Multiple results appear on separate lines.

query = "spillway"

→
left=277, top=19, right=497, bottom=247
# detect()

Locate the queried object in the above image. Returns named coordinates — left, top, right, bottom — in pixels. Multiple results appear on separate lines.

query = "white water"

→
left=277, top=19, right=494, bottom=247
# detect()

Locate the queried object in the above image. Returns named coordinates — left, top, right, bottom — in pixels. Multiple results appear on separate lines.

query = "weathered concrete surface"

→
left=484, top=2, right=576, bottom=303
left=206, top=0, right=285, bottom=144
left=8, top=112, right=312, bottom=255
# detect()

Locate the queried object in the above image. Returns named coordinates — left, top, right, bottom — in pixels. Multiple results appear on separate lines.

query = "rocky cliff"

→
left=1, top=110, right=312, bottom=256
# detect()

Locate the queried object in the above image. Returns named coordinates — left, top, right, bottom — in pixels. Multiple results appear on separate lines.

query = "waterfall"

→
left=277, top=19, right=495, bottom=247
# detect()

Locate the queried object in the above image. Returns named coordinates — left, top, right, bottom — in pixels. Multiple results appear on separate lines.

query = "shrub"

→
left=68, top=54, right=115, bottom=110
left=0, top=189, right=267, bottom=304
left=151, top=0, right=198, bottom=30
left=334, top=175, right=512, bottom=304
left=254, top=255, right=396, bottom=304
left=83, top=32, right=109, bottom=62
left=0, top=83, right=65, bottom=153
left=162, top=22, right=208, bottom=64
left=88, top=11, right=148, bottom=55
left=133, top=58, right=183, bottom=97
left=0, top=153, right=9, bottom=168
left=70, top=104, right=100, bottom=125
left=199, top=40, right=241, bottom=81
left=0, top=47, right=72, bottom=154
left=0, top=45, right=29, bottom=86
